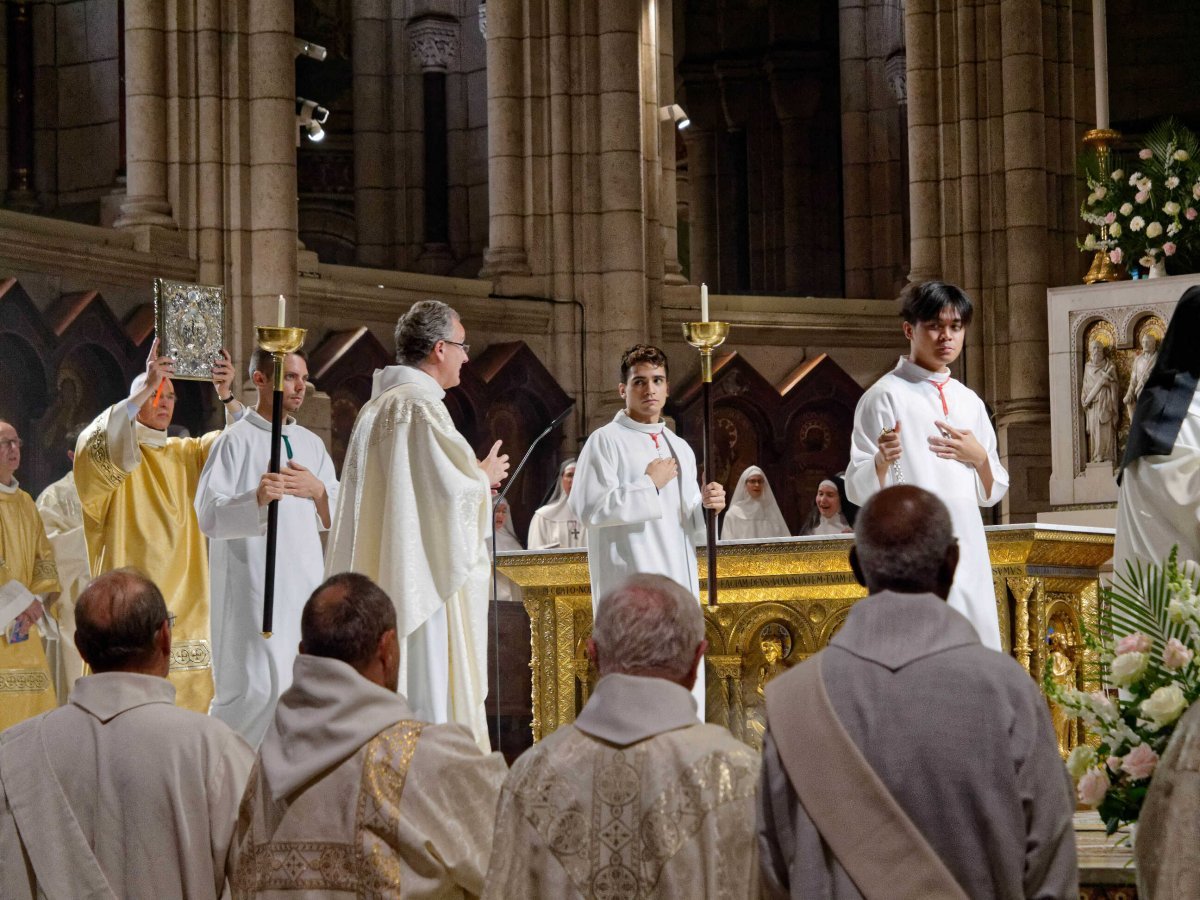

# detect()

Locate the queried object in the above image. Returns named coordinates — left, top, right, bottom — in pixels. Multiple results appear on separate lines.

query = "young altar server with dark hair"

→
left=844, top=281, right=1008, bottom=650
left=570, top=344, right=726, bottom=713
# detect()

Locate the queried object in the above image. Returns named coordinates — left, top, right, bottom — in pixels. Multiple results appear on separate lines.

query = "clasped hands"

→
left=874, top=419, right=988, bottom=469
left=256, top=461, right=326, bottom=506
left=645, top=458, right=726, bottom=512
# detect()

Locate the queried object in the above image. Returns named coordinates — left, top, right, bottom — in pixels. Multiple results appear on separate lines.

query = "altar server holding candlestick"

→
left=845, top=281, right=1007, bottom=650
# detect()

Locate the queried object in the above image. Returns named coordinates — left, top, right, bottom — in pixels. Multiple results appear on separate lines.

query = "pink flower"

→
left=1105, top=211, right=1116, bottom=224
left=1140, top=148, right=1154, bottom=160
left=1107, top=755, right=1122, bottom=772
left=1109, top=248, right=1124, bottom=264
left=1120, top=743, right=1159, bottom=781
left=1136, top=190, right=1150, bottom=204
left=1116, top=632, right=1153, bottom=655
left=1164, top=242, right=1177, bottom=257
left=1187, top=207, right=1198, bottom=221
left=1078, top=768, right=1110, bottom=806
left=1163, top=636, right=1194, bottom=670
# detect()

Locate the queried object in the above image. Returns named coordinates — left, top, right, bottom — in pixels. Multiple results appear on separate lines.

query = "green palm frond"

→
left=1106, top=550, right=1194, bottom=682
left=1143, top=117, right=1200, bottom=165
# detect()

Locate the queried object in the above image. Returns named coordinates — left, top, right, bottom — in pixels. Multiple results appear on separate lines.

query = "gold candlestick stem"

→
left=683, top=321, right=730, bottom=382
left=1082, top=128, right=1126, bottom=285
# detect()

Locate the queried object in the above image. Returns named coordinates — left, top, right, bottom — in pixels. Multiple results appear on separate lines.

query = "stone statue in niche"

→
left=1080, top=338, right=1119, bottom=464
left=1123, top=330, right=1161, bottom=425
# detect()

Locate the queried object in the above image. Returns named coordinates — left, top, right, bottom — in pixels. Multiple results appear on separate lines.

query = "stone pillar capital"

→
left=407, top=15, right=459, bottom=72
left=885, top=50, right=907, bottom=106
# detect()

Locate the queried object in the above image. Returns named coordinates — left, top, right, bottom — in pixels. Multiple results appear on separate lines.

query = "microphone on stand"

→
left=489, top=403, right=575, bottom=754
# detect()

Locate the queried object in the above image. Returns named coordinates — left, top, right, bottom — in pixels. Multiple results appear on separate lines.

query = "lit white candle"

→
left=277, top=294, right=286, bottom=327
left=1093, top=0, right=1109, bottom=130
left=701, top=282, right=709, bottom=323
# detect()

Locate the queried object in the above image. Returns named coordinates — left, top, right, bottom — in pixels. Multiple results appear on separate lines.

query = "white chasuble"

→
left=846, top=357, right=1008, bottom=650
left=196, top=410, right=338, bottom=747
left=326, top=365, right=492, bottom=751
left=1115, top=389, right=1200, bottom=577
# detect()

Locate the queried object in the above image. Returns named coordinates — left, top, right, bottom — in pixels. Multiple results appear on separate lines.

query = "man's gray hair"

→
left=592, top=574, right=704, bottom=678
left=395, top=300, right=459, bottom=366
left=853, top=485, right=955, bottom=593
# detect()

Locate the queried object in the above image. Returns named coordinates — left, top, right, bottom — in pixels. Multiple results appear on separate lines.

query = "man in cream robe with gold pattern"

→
left=36, top=425, right=89, bottom=700
left=75, top=340, right=242, bottom=712
left=485, top=574, right=760, bottom=899
left=326, top=301, right=508, bottom=751
left=0, top=420, right=61, bottom=729
left=233, top=573, right=507, bottom=898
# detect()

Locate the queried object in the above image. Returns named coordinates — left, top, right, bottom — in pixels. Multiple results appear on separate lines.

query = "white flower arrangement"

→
left=1047, top=547, right=1200, bottom=833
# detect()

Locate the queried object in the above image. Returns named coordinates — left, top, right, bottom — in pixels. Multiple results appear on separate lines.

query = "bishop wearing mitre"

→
left=74, top=340, right=241, bottom=712
left=326, top=300, right=508, bottom=751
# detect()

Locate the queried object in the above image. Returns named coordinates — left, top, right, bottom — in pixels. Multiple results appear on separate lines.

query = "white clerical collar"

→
left=574, top=672, right=699, bottom=745
left=0, top=478, right=19, bottom=494
left=613, top=409, right=664, bottom=435
left=134, top=421, right=168, bottom=448
left=895, top=355, right=951, bottom=383
left=245, top=409, right=295, bottom=433
left=372, top=364, right=445, bottom=400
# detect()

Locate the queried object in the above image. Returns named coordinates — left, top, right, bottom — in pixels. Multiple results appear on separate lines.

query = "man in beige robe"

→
left=0, top=418, right=61, bottom=729
left=36, top=423, right=89, bottom=700
left=0, top=568, right=254, bottom=899
left=326, top=300, right=509, bottom=750
left=758, top=486, right=1077, bottom=899
left=485, top=573, right=761, bottom=899
left=232, top=572, right=508, bottom=897
left=75, top=339, right=241, bottom=712
left=1135, top=699, right=1200, bottom=897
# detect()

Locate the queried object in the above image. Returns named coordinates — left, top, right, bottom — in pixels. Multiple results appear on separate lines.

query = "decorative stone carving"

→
left=478, top=2, right=486, bottom=39
left=1080, top=337, right=1120, bottom=464
left=885, top=50, right=906, bottom=106
left=407, top=15, right=459, bottom=73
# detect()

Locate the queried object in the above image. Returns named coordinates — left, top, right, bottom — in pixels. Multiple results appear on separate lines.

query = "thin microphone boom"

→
left=490, top=402, right=575, bottom=754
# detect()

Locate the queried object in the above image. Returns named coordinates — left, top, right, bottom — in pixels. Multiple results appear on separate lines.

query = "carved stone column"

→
left=353, top=0, right=393, bottom=267
left=114, top=0, right=176, bottom=234
left=4, top=2, right=35, bottom=210
left=479, top=0, right=530, bottom=277
left=409, top=15, right=459, bottom=273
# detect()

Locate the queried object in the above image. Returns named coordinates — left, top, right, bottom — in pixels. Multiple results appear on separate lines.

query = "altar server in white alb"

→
left=527, top=459, right=587, bottom=550
left=195, top=349, right=338, bottom=747
left=571, top=344, right=725, bottom=711
left=721, top=465, right=790, bottom=540
left=1115, top=285, right=1200, bottom=578
left=845, top=281, right=1008, bottom=650
left=326, top=300, right=509, bottom=751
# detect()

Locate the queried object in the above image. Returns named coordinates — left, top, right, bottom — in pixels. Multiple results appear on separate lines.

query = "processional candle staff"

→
left=257, top=294, right=306, bottom=636
left=683, top=283, right=728, bottom=607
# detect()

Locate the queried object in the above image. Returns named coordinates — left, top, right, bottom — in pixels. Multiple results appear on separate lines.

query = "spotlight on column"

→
left=293, top=38, right=328, bottom=61
left=296, top=98, right=331, bottom=144
left=658, top=103, right=690, bottom=131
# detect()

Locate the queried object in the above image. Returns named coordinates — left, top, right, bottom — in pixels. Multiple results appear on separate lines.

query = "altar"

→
left=496, top=525, right=1114, bottom=756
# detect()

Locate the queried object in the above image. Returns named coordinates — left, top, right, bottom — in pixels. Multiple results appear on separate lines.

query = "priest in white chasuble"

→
left=845, top=281, right=1007, bottom=651
left=35, top=424, right=89, bottom=701
left=484, top=574, right=760, bottom=900
left=232, top=574, right=508, bottom=898
left=74, top=339, right=242, bottom=713
left=326, top=301, right=509, bottom=752
left=196, top=349, right=338, bottom=747
left=1115, top=285, right=1200, bottom=577
left=0, top=420, right=61, bottom=730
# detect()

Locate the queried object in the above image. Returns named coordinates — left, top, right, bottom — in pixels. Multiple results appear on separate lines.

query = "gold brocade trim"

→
left=0, top=669, right=51, bottom=692
left=169, top=640, right=211, bottom=671
left=232, top=722, right=424, bottom=893
left=510, top=741, right=759, bottom=897
left=83, top=426, right=127, bottom=490
left=33, top=558, right=58, bottom=584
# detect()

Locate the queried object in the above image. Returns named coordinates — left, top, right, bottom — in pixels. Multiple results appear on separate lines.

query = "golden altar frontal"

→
left=497, top=525, right=1114, bottom=753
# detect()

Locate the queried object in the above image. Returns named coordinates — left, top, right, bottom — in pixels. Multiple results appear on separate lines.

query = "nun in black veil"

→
left=1113, top=285, right=1200, bottom=576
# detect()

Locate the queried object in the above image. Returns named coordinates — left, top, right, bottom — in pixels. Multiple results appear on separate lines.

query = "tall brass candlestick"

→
left=254, top=324, right=307, bottom=637
left=683, top=320, right=729, bottom=607
left=1083, top=128, right=1125, bottom=284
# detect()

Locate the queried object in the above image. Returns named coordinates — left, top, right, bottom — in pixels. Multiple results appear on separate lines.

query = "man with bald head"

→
left=485, top=574, right=761, bottom=899
left=75, top=338, right=240, bottom=712
left=232, top=572, right=508, bottom=897
left=0, top=568, right=253, bottom=899
left=757, top=485, right=1077, bottom=900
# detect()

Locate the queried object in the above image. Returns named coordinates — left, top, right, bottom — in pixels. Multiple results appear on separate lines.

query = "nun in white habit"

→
left=490, top=497, right=523, bottom=602
left=801, top=478, right=853, bottom=535
left=720, top=466, right=791, bottom=540
left=527, top=459, right=587, bottom=550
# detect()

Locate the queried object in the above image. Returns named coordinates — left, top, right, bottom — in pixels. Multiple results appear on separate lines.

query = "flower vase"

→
left=1148, top=259, right=1168, bottom=278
